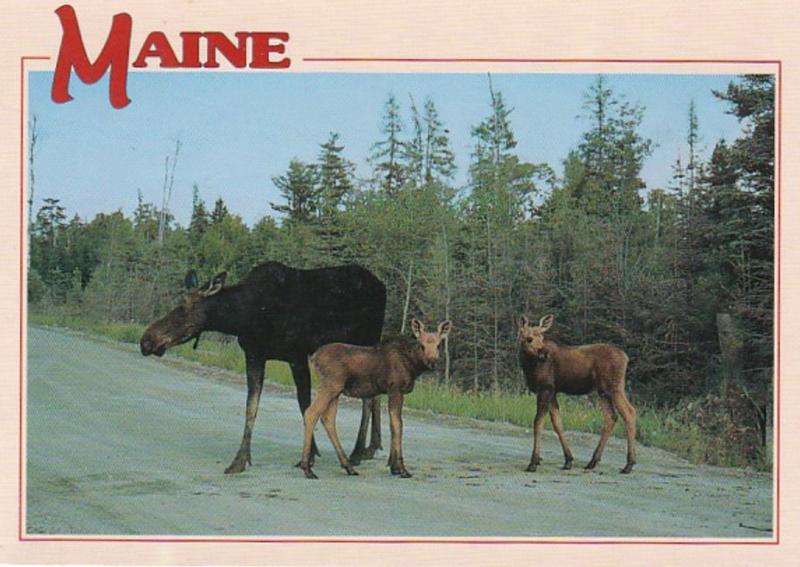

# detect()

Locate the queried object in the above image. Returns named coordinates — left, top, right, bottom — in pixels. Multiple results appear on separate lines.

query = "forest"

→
left=28, top=74, right=775, bottom=467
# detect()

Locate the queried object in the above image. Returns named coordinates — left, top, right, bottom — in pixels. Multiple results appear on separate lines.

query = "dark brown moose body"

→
left=139, top=262, right=386, bottom=474
left=519, top=314, right=637, bottom=474
left=301, top=319, right=452, bottom=479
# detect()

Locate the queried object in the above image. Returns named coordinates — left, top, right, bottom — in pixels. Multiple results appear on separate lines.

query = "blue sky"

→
left=28, top=72, right=744, bottom=226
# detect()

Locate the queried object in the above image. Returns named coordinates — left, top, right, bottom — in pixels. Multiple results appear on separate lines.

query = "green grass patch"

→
left=29, top=311, right=298, bottom=388
left=404, top=380, right=706, bottom=461
left=28, top=311, right=763, bottom=469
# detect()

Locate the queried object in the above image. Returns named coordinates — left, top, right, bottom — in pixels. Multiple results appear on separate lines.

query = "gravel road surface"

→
left=25, top=326, right=773, bottom=538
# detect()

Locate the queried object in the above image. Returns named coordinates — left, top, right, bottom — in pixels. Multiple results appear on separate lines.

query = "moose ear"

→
left=519, top=315, right=530, bottom=329
left=210, top=271, right=227, bottom=288
left=201, top=271, right=227, bottom=297
left=538, top=314, right=554, bottom=332
left=410, top=318, right=424, bottom=338
left=437, top=320, right=452, bottom=338
left=184, top=269, right=199, bottom=290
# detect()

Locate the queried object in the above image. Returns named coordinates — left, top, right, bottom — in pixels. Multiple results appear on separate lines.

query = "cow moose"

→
left=300, top=318, right=452, bottom=479
left=518, top=314, right=637, bottom=474
left=139, top=262, right=387, bottom=474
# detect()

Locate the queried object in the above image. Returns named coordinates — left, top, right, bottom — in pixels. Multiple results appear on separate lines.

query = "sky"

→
left=28, top=72, right=744, bottom=227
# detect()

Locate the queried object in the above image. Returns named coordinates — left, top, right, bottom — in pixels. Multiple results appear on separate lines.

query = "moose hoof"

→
left=525, top=463, right=538, bottom=473
left=350, top=447, right=377, bottom=466
left=294, top=456, right=315, bottom=468
left=344, top=467, right=359, bottom=476
left=302, top=467, right=318, bottom=479
left=391, top=468, right=412, bottom=478
left=224, top=458, right=248, bottom=474
left=620, top=463, right=634, bottom=474
left=562, top=460, right=574, bottom=470
left=585, top=459, right=598, bottom=470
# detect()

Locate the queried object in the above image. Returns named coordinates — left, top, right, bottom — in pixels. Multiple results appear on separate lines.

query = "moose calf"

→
left=300, top=319, right=452, bottom=479
left=518, top=314, right=637, bottom=474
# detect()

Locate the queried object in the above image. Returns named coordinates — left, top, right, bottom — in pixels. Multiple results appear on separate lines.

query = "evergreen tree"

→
left=211, top=197, right=229, bottom=224
left=710, top=75, right=775, bottom=401
left=270, top=159, right=320, bottom=223
left=405, top=96, right=457, bottom=188
left=370, top=94, right=406, bottom=194
left=189, top=184, right=209, bottom=239
left=35, top=197, right=66, bottom=246
left=133, top=191, right=160, bottom=242
left=422, top=97, right=456, bottom=183
left=576, top=75, right=653, bottom=216
left=316, top=132, right=354, bottom=216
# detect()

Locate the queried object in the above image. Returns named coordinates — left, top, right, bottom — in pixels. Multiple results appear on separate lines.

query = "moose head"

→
left=410, top=318, right=452, bottom=369
left=139, top=269, right=227, bottom=357
left=518, top=314, right=554, bottom=361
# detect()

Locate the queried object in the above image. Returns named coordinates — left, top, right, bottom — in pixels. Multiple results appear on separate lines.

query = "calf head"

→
left=140, top=270, right=226, bottom=357
left=410, top=318, right=452, bottom=369
left=518, top=314, right=554, bottom=361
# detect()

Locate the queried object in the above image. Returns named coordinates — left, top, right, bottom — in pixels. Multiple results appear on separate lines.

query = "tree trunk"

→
left=27, top=116, right=38, bottom=275
left=400, top=260, right=413, bottom=333
left=716, top=312, right=743, bottom=384
left=442, top=226, right=451, bottom=387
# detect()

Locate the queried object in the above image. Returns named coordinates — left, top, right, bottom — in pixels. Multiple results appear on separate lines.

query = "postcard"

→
left=0, top=1, right=795, bottom=565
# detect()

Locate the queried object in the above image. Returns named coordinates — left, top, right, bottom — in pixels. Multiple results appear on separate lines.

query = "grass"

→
left=28, top=311, right=763, bottom=470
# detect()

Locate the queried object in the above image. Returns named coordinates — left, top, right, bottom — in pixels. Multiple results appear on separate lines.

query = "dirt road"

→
left=25, top=326, right=773, bottom=538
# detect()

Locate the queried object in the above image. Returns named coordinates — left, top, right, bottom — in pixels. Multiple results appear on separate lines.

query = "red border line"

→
left=17, top=537, right=776, bottom=545
left=18, top=57, right=780, bottom=546
left=19, top=54, right=50, bottom=543
left=302, top=57, right=781, bottom=65
left=775, top=59, right=782, bottom=546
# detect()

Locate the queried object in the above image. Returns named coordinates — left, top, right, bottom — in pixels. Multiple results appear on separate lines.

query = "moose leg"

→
left=586, top=395, right=617, bottom=470
left=225, top=353, right=266, bottom=474
left=351, top=397, right=383, bottom=465
left=549, top=396, right=574, bottom=470
left=612, top=391, right=637, bottom=474
left=290, top=360, right=320, bottom=461
left=368, top=396, right=383, bottom=455
left=349, top=399, right=373, bottom=465
left=526, top=390, right=552, bottom=472
left=300, top=390, right=337, bottom=479
left=320, top=397, right=358, bottom=476
left=388, top=392, right=411, bottom=478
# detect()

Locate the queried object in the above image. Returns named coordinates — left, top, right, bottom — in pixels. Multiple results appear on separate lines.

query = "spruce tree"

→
left=270, top=159, right=319, bottom=222
left=370, top=94, right=406, bottom=194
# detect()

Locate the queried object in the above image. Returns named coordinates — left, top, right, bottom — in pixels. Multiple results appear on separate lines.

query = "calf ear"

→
left=410, top=318, right=424, bottom=338
left=437, top=320, right=453, bottom=338
left=184, top=269, right=199, bottom=290
left=538, top=314, right=554, bottom=332
left=519, top=315, right=530, bottom=329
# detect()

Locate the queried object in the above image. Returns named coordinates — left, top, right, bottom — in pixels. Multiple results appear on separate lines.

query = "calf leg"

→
left=526, top=390, right=552, bottom=472
left=586, top=395, right=617, bottom=470
left=320, top=397, right=357, bottom=476
left=349, top=398, right=375, bottom=465
left=300, top=389, right=338, bottom=479
left=388, top=392, right=411, bottom=478
left=612, top=391, right=637, bottom=474
left=549, top=396, right=574, bottom=470
left=290, top=360, right=320, bottom=461
left=351, top=397, right=383, bottom=465
left=368, top=396, right=383, bottom=456
left=225, top=353, right=266, bottom=474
